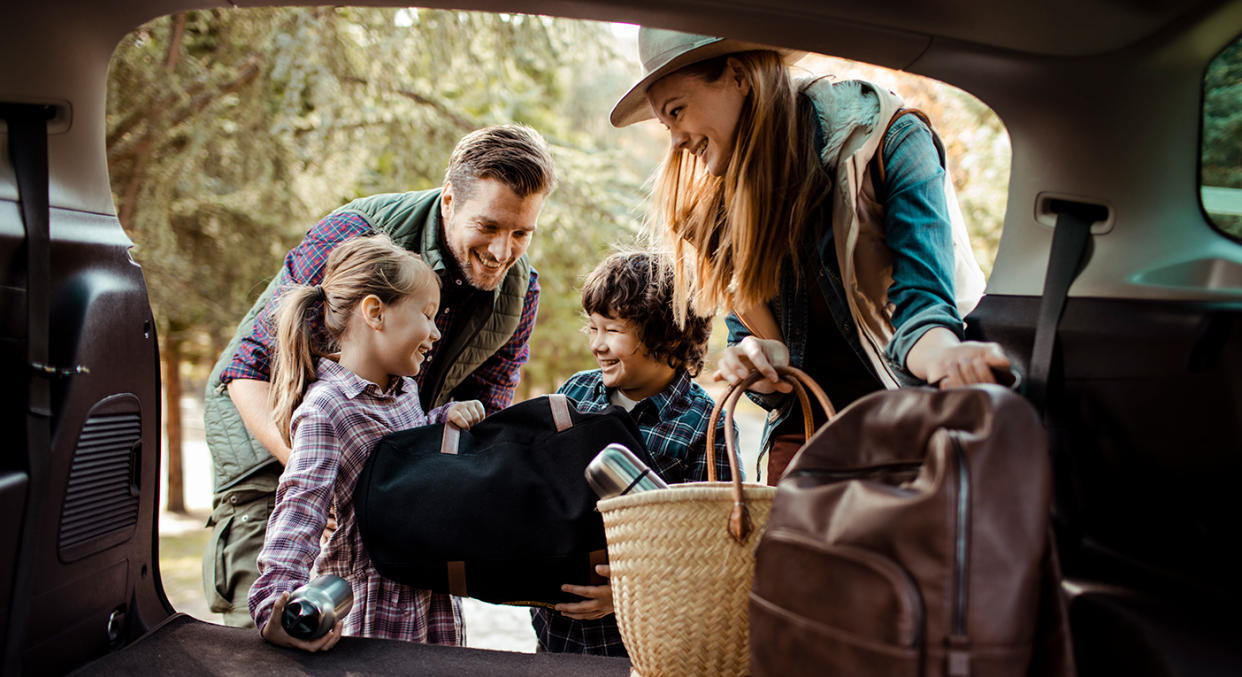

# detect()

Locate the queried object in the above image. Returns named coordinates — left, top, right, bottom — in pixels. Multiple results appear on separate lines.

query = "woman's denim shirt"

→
left=726, top=111, right=964, bottom=459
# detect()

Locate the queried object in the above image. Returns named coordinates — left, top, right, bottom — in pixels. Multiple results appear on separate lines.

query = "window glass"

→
left=1201, top=36, right=1242, bottom=242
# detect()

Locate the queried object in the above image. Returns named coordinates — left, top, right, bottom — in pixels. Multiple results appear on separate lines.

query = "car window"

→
left=1201, top=34, right=1242, bottom=243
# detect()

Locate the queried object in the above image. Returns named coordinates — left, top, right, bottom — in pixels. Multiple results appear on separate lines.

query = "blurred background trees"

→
left=106, top=8, right=1008, bottom=512
left=1201, top=38, right=1242, bottom=240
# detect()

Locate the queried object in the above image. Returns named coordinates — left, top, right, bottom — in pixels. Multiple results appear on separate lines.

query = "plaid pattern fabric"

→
left=221, top=209, right=539, bottom=415
left=557, top=368, right=738, bottom=484
left=249, top=358, right=464, bottom=644
left=531, top=368, right=740, bottom=657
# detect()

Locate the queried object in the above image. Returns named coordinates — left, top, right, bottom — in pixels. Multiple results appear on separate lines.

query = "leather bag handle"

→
left=706, top=366, right=837, bottom=542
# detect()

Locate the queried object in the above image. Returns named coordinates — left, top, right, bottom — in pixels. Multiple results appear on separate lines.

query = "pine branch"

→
left=108, top=56, right=261, bottom=164
left=341, top=76, right=475, bottom=132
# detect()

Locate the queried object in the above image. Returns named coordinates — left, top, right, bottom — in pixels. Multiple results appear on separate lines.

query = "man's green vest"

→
left=203, top=188, right=532, bottom=492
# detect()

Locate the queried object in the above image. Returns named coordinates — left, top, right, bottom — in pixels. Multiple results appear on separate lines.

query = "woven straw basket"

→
left=598, top=367, right=835, bottom=677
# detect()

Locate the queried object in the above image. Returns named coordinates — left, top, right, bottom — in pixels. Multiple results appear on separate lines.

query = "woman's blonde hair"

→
left=649, top=50, right=828, bottom=322
left=269, top=233, right=438, bottom=446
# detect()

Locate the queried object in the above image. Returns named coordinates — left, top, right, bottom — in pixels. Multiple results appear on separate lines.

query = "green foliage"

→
left=108, top=11, right=1013, bottom=399
left=1202, top=39, right=1242, bottom=241
left=107, top=9, right=653, bottom=391
left=1203, top=40, right=1242, bottom=189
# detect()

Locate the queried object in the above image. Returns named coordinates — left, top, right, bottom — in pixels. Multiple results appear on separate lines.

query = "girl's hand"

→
left=259, top=591, right=344, bottom=652
left=555, top=565, right=614, bottom=620
left=712, top=337, right=793, bottom=394
left=447, top=400, right=486, bottom=429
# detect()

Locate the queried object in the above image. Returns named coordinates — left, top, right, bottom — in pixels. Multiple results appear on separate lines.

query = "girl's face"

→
left=372, top=284, right=442, bottom=379
left=586, top=312, right=676, bottom=401
left=646, top=60, right=751, bottom=177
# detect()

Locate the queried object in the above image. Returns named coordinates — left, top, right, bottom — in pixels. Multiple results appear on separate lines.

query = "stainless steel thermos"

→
left=281, top=574, right=354, bottom=640
left=585, top=443, right=669, bottom=499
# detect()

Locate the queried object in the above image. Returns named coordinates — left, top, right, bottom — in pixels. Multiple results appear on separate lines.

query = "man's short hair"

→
left=444, top=124, right=557, bottom=201
left=581, top=250, right=712, bottom=377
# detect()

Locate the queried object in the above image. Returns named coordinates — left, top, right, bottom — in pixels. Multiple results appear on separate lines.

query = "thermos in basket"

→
left=281, top=574, right=354, bottom=640
left=585, top=442, right=669, bottom=499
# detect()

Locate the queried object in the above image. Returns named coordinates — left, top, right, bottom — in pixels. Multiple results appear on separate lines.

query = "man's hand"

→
left=446, top=400, right=486, bottom=429
left=554, top=564, right=614, bottom=620
left=259, top=591, right=344, bottom=652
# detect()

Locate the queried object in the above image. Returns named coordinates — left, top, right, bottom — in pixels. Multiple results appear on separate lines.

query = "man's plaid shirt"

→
left=220, top=210, right=538, bottom=415
left=531, top=367, right=741, bottom=657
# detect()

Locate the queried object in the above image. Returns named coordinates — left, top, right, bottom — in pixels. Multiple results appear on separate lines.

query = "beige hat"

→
left=610, top=27, right=801, bottom=128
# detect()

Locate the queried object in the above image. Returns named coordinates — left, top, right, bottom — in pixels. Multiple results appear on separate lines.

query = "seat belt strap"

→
left=2, top=104, right=54, bottom=415
left=1027, top=205, right=1096, bottom=412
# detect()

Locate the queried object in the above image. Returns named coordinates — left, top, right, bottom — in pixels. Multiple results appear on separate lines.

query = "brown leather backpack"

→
left=749, top=369, right=1074, bottom=676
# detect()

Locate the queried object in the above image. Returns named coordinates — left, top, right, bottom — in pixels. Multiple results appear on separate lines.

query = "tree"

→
left=107, top=9, right=655, bottom=509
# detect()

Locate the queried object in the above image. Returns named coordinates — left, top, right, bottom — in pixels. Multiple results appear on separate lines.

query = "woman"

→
left=612, top=28, right=1011, bottom=482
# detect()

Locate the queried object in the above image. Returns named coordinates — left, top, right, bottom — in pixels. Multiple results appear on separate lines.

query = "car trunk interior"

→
left=3, top=0, right=1242, bottom=674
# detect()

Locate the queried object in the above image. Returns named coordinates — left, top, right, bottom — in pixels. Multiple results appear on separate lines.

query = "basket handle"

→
left=705, top=366, right=836, bottom=542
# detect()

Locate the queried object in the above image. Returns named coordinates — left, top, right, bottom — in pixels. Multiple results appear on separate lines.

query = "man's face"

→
left=441, top=177, right=545, bottom=291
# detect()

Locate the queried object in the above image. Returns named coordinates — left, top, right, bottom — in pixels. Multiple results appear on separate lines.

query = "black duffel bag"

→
left=355, top=393, right=652, bottom=606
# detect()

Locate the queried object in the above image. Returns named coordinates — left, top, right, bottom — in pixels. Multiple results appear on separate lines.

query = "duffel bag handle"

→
left=706, top=366, right=836, bottom=542
left=440, top=394, right=574, bottom=455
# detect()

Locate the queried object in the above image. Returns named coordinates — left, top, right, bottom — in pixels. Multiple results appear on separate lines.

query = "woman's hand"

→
left=446, top=400, right=486, bottom=429
left=908, top=328, right=1012, bottom=388
left=259, top=591, right=345, bottom=652
left=554, top=565, right=614, bottom=620
left=712, top=337, right=793, bottom=394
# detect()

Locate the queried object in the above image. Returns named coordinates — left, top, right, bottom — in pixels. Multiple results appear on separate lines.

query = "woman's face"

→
left=646, top=60, right=751, bottom=177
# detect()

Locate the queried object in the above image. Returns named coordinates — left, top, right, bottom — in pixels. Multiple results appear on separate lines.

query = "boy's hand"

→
left=259, top=591, right=344, bottom=652
left=447, top=400, right=486, bottom=429
left=554, top=564, right=614, bottom=620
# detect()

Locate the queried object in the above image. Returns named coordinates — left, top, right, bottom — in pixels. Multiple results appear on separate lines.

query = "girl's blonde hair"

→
left=269, top=233, right=438, bottom=446
left=649, top=50, right=829, bottom=322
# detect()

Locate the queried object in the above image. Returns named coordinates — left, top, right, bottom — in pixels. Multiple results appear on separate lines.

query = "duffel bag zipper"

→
left=947, top=432, right=971, bottom=677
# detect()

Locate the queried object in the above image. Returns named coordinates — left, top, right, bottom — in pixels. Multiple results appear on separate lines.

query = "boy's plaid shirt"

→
left=531, top=367, right=741, bottom=657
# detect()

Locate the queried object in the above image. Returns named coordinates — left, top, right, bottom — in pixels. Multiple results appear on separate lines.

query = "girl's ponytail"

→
left=270, top=285, right=326, bottom=447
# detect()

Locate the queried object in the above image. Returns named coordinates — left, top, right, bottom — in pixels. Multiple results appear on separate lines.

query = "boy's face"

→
left=587, top=312, right=677, bottom=401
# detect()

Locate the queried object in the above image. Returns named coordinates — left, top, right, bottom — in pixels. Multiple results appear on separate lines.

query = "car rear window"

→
left=1201, top=35, right=1242, bottom=243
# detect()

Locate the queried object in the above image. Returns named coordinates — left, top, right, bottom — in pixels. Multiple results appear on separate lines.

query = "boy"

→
left=532, top=250, right=740, bottom=657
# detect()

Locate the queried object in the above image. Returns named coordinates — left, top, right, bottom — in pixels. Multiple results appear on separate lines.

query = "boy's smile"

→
left=587, top=312, right=677, bottom=402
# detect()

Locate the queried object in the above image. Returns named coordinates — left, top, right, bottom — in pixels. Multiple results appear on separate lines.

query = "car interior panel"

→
left=4, top=0, right=1242, bottom=674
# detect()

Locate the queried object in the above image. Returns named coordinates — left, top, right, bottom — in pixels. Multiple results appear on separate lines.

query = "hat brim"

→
left=610, top=39, right=802, bottom=128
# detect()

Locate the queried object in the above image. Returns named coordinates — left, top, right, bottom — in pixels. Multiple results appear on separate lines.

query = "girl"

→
left=248, top=233, right=485, bottom=652
left=611, top=28, right=1011, bottom=482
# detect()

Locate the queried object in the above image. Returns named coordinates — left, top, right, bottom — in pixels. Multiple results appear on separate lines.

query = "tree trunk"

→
left=163, top=334, right=186, bottom=514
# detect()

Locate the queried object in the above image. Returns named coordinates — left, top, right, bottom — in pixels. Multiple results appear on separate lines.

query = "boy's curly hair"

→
left=581, top=250, right=712, bottom=377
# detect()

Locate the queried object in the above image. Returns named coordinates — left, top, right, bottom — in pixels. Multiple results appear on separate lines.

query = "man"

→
left=201, top=124, right=556, bottom=626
